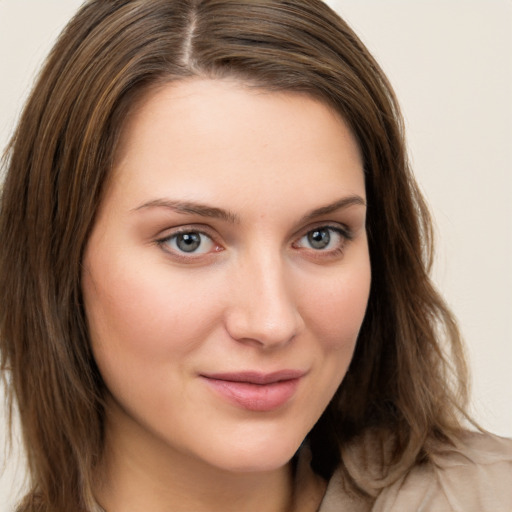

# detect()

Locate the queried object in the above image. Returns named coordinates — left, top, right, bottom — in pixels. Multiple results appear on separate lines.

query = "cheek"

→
left=301, top=259, right=371, bottom=351
left=81, top=249, right=219, bottom=365
left=81, top=255, right=223, bottom=421
left=291, top=256, right=371, bottom=429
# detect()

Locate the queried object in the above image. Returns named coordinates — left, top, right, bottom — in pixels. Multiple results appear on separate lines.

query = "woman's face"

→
left=82, top=79, right=370, bottom=473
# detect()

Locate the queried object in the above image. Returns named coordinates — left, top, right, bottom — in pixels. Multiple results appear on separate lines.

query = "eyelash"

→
left=156, top=227, right=222, bottom=262
left=155, top=224, right=353, bottom=262
left=292, top=225, right=353, bottom=259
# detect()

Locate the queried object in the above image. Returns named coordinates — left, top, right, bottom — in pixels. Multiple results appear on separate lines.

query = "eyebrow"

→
left=133, top=195, right=366, bottom=224
left=133, top=198, right=240, bottom=223
left=299, top=195, right=366, bottom=223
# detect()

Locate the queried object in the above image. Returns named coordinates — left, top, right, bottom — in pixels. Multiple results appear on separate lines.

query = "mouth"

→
left=200, top=370, right=305, bottom=412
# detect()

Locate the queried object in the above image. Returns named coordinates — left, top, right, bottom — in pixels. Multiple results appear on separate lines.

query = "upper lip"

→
left=201, top=370, right=306, bottom=385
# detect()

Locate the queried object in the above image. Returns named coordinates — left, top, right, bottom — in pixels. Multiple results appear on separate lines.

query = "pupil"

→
left=308, top=229, right=330, bottom=249
left=177, top=232, right=201, bottom=252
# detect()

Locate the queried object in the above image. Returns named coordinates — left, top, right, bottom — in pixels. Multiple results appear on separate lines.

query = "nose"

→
left=224, top=251, right=304, bottom=349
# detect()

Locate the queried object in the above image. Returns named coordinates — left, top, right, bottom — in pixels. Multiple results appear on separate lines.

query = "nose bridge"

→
left=225, top=245, right=302, bottom=347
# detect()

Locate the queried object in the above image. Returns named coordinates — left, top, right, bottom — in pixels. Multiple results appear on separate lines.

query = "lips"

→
left=200, top=370, right=305, bottom=411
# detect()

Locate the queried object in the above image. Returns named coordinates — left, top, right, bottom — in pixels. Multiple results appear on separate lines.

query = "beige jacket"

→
left=317, top=432, right=512, bottom=511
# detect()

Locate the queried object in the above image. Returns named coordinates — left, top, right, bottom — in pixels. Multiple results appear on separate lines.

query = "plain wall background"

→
left=1, top=0, right=511, bottom=508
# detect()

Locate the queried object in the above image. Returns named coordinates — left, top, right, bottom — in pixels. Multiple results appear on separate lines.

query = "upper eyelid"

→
left=293, top=221, right=352, bottom=240
left=156, top=224, right=218, bottom=240
left=160, top=228, right=213, bottom=241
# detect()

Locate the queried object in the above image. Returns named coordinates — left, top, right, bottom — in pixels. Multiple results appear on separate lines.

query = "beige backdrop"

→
left=1, top=0, right=511, bottom=509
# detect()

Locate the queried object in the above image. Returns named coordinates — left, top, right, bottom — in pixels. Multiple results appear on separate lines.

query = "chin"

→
left=197, top=432, right=305, bottom=474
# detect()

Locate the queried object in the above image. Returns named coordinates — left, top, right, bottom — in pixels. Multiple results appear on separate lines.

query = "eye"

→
left=160, top=230, right=216, bottom=255
left=294, top=226, right=349, bottom=252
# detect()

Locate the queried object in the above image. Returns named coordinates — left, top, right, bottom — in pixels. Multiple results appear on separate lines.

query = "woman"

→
left=0, top=1, right=511, bottom=511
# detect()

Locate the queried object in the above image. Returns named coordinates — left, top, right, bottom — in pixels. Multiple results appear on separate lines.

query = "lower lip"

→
left=202, top=377, right=301, bottom=412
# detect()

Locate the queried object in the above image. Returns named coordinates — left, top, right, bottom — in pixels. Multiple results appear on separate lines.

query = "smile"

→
left=200, top=370, right=305, bottom=412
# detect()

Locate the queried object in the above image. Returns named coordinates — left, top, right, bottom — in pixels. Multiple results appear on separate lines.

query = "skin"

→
left=82, top=79, right=371, bottom=512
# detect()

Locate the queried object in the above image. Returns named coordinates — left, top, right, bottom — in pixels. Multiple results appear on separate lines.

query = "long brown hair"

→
left=0, top=0, right=469, bottom=509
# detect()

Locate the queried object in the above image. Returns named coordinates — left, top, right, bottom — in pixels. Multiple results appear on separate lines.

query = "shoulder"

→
left=378, top=432, right=512, bottom=512
left=319, top=432, right=512, bottom=512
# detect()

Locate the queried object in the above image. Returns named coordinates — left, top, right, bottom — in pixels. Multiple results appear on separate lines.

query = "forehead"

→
left=107, top=78, right=365, bottom=217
